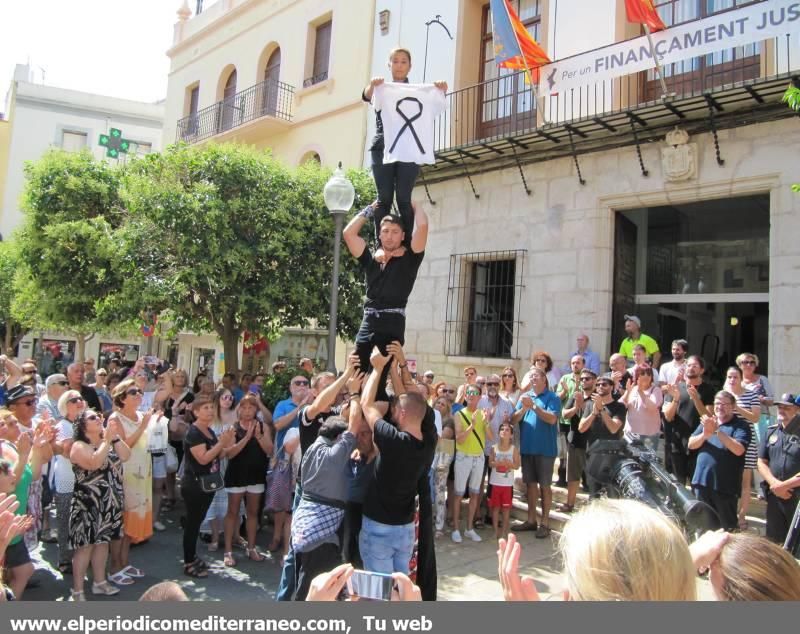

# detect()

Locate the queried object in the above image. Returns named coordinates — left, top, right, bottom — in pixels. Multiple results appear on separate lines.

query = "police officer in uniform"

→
left=757, top=393, right=800, bottom=543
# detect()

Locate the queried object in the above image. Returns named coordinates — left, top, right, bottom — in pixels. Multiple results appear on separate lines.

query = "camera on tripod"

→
left=586, top=436, right=719, bottom=538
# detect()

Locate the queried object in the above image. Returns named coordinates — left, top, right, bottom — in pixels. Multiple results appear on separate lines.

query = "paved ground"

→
left=22, top=503, right=713, bottom=601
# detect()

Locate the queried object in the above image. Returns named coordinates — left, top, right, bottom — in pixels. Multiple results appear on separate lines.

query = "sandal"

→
left=223, top=552, right=236, bottom=567
left=535, top=525, right=552, bottom=539
left=108, top=571, right=135, bottom=586
left=511, top=521, right=538, bottom=532
left=120, top=565, right=145, bottom=578
left=69, top=589, right=86, bottom=602
left=558, top=503, right=575, bottom=513
left=247, top=547, right=265, bottom=562
left=266, top=541, right=281, bottom=553
left=473, top=519, right=485, bottom=530
left=234, top=536, right=248, bottom=550
left=91, top=580, right=120, bottom=596
left=183, top=560, right=209, bottom=578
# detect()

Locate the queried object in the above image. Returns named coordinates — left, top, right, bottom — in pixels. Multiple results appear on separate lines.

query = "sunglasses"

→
left=534, top=358, right=547, bottom=363
left=466, top=390, right=481, bottom=396
left=596, top=381, right=612, bottom=387
left=18, top=399, right=37, bottom=407
left=292, top=380, right=309, bottom=387
left=221, top=394, right=234, bottom=400
left=126, top=388, right=144, bottom=396
left=85, top=414, right=100, bottom=421
left=486, top=382, right=500, bottom=386
left=740, top=360, right=756, bottom=365
left=502, top=373, right=514, bottom=378
left=54, top=381, right=69, bottom=386
left=442, top=389, right=456, bottom=394
left=67, top=397, right=85, bottom=404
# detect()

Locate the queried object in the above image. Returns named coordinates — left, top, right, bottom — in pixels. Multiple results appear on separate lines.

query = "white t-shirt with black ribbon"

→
left=372, top=83, right=447, bottom=165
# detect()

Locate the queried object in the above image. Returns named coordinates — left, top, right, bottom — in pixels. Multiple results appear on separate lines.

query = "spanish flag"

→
left=625, top=0, right=667, bottom=32
left=489, top=0, right=551, bottom=83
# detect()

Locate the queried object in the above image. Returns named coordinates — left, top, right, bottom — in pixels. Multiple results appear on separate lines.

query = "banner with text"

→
left=539, top=0, right=800, bottom=95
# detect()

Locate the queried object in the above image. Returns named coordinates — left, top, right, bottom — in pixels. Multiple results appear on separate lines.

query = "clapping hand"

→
left=434, top=80, right=448, bottom=93
left=701, top=415, right=717, bottom=437
left=497, top=534, right=540, bottom=602
left=220, top=427, right=236, bottom=448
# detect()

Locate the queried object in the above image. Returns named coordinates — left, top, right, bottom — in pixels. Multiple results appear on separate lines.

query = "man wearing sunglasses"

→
left=273, top=375, right=314, bottom=457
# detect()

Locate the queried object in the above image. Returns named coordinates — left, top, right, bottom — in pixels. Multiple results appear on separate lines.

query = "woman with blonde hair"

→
left=498, top=498, right=696, bottom=601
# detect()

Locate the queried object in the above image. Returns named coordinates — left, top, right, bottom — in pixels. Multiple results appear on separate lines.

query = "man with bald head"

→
left=564, top=334, right=600, bottom=375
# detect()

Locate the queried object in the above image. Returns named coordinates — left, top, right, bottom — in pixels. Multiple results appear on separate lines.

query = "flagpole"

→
left=503, top=4, right=551, bottom=126
left=643, top=23, right=670, bottom=99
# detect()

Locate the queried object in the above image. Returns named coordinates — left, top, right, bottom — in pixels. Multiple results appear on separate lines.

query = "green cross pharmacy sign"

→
left=98, top=128, right=131, bottom=159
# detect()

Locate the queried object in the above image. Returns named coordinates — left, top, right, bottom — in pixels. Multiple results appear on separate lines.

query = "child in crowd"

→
left=488, top=421, right=520, bottom=540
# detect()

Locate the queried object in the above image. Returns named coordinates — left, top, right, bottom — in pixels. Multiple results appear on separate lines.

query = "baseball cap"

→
left=623, top=314, right=642, bottom=328
left=774, top=393, right=800, bottom=407
left=424, top=370, right=435, bottom=378
left=45, top=373, right=68, bottom=388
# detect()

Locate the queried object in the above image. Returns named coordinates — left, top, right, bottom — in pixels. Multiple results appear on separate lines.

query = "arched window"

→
left=262, top=48, right=281, bottom=116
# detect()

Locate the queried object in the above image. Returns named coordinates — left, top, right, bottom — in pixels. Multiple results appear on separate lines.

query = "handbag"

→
left=265, top=454, right=293, bottom=511
left=165, top=444, right=179, bottom=474
left=198, top=471, right=224, bottom=493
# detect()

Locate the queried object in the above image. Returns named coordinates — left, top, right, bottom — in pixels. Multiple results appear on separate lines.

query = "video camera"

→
left=586, top=437, right=719, bottom=538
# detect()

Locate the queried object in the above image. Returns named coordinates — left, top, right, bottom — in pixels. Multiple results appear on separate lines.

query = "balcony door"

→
left=478, top=0, right=541, bottom=141
left=221, top=69, right=238, bottom=132
left=262, top=48, right=281, bottom=117
left=643, top=0, right=762, bottom=100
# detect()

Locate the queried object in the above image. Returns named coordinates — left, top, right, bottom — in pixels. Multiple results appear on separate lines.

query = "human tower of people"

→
left=0, top=46, right=799, bottom=603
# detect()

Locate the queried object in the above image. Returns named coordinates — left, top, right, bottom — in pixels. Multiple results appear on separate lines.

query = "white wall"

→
left=1, top=79, right=163, bottom=237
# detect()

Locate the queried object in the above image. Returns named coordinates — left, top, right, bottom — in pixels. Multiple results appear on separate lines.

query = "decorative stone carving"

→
left=662, top=127, right=697, bottom=182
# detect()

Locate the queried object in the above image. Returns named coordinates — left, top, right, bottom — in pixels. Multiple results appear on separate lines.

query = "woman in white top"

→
left=520, top=351, right=561, bottom=392
left=53, top=389, right=85, bottom=574
left=499, top=367, right=521, bottom=407
left=724, top=366, right=761, bottom=529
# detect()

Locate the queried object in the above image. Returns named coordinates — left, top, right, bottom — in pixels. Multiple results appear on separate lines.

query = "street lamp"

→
left=323, top=162, right=355, bottom=372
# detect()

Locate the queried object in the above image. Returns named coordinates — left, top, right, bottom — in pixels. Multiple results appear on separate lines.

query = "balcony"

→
left=425, top=31, right=798, bottom=185
left=176, top=77, right=294, bottom=144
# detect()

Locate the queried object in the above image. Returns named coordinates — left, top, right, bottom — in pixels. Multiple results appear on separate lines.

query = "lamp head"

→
left=323, top=162, right=355, bottom=214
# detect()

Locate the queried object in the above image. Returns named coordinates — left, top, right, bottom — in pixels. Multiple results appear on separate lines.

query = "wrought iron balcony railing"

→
left=176, top=77, right=294, bottom=143
left=432, top=32, right=795, bottom=156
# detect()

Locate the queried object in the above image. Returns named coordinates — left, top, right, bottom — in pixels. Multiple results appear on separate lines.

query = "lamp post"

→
left=323, top=162, right=355, bottom=372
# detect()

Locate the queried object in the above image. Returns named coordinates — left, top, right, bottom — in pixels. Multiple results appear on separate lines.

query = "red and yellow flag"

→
left=625, top=0, right=667, bottom=32
left=490, top=0, right=551, bottom=82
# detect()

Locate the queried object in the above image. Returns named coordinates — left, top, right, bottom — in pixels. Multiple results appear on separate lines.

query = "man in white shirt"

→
left=659, top=339, right=689, bottom=386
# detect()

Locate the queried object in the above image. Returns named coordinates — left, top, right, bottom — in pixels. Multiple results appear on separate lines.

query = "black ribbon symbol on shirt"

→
left=388, top=97, right=425, bottom=155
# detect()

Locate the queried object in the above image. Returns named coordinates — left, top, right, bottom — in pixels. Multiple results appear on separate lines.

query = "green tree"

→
left=119, top=143, right=374, bottom=376
left=0, top=241, right=28, bottom=353
left=15, top=149, right=135, bottom=361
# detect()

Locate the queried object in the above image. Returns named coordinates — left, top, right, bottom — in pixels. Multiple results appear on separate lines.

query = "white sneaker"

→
left=451, top=530, right=462, bottom=543
left=464, top=529, right=483, bottom=542
left=153, top=521, right=166, bottom=531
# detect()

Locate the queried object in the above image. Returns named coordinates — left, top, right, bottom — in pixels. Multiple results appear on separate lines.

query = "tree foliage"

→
left=0, top=241, right=28, bottom=353
left=784, top=84, right=800, bottom=194
left=14, top=150, right=135, bottom=354
left=118, top=143, right=375, bottom=374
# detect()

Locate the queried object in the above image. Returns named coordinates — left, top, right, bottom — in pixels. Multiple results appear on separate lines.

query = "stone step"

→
left=509, top=475, right=768, bottom=534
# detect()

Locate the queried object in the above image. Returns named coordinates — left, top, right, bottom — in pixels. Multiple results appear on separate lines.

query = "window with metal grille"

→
left=305, top=20, right=332, bottom=87
left=445, top=250, right=526, bottom=358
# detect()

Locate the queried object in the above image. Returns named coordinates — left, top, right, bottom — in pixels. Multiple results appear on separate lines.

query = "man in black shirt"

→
left=344, top=202, right=428, bottom=400
left=662, top=355, right=715, bottom=485
left=579, top=375, right=625, bottom=497
left=359, top=348, right=436, bottom=576
left=560, top=368, right=596, bottom=512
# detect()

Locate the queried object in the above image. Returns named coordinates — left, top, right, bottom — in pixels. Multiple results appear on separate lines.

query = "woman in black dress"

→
left=222, top=394, right=272, bottom=567
left=68, top=409, right=131, bottom=601
left=181, top=394, right=234, bottom=577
